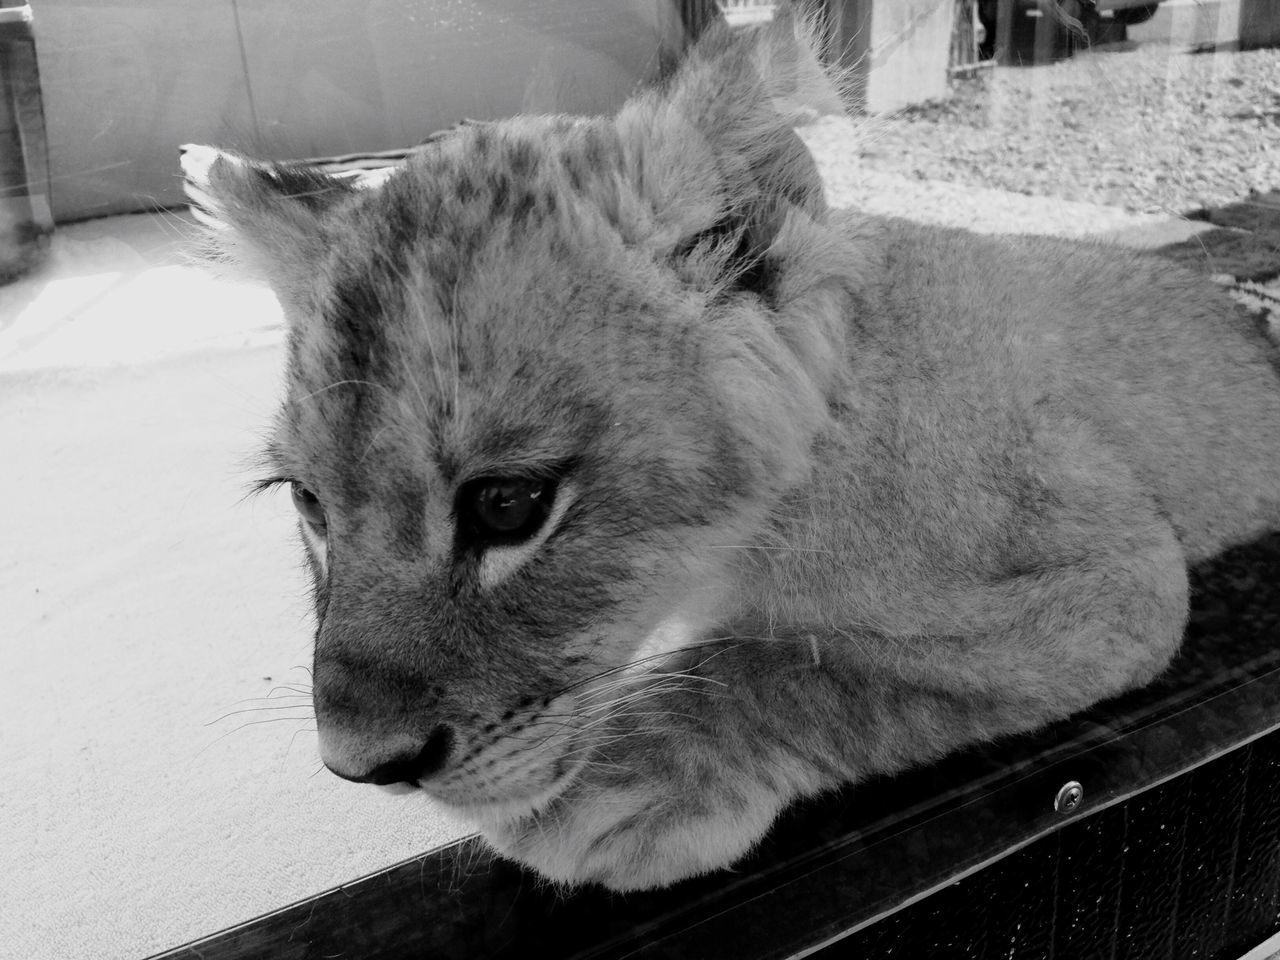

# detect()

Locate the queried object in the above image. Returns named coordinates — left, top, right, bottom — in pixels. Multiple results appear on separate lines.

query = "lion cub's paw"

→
left=481, top=776, right=784, bottom=892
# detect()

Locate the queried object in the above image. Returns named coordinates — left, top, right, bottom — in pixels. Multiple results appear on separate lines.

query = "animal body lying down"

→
left=181, top=14, right=1280, bottom=891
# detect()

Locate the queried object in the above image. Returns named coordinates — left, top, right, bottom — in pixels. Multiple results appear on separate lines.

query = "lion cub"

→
left=182, top=15, right=1280, bottom=890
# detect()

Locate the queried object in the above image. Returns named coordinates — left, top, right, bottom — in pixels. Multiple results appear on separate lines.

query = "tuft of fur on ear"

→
left=179, top=144, right=356, bottom=301
left=613, top=9, right=845, bottom=295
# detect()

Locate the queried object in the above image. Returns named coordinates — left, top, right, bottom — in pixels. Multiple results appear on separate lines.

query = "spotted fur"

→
left=183, top=12, right=1280, bottom=891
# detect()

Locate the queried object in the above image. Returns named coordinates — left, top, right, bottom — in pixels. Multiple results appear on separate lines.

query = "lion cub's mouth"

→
left=430, top=754, right=588, bottom=824
left=363, top=690, right=590, bottom=819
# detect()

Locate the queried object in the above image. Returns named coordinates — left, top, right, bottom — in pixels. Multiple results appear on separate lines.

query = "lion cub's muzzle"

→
left=313, top=647, right=586, bottom=810
left=312, top=652, right=582, bottom=808
left=311, top=645, right=460, bottom=788
left=320, top=722, right=454, bottom=787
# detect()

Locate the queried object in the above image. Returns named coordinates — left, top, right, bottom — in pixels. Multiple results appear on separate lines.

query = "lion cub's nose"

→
left=328, top=725, right=455, bottom=787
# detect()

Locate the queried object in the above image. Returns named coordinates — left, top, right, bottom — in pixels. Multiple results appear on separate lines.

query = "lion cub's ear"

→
left=179, top=144, right=355, bottom=300
left=613, top=12, right=841, bottom=295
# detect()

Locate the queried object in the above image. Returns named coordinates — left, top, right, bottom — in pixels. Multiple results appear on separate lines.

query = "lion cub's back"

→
left=872, top=218, right=1280, bottom=561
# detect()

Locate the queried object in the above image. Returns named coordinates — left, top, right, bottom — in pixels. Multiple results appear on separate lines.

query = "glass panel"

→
left=5, top=3, right=1279, bottom=959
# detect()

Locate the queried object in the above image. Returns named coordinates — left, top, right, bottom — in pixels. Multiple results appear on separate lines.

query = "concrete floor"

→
left=0, top=212, right=469, bottom=960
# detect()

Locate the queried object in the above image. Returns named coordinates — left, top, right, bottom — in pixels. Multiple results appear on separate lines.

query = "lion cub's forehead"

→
left=299, top=116, right=635, bottom=365
left=289, top=116, right=671, bottom=404
left=274, top=115, right=697, bottom=502
left=367, top=116, right=624, bottom=255
left=426, top=115, right=623, bottom=198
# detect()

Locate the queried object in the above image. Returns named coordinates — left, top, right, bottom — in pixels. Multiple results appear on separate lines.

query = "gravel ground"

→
left=799, top=42, right=1280, bottom=236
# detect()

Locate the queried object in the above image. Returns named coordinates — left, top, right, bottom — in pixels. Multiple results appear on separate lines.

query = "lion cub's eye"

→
left=290, top=481, right=327, bottom=532
left=459, top=477, right=554, bottom=545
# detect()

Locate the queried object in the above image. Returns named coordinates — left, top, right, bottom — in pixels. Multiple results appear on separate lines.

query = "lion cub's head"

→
left=183, top=15, right=853, bottom=818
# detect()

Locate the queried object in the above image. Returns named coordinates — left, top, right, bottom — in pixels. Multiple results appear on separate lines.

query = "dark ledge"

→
left=149, top=533, right=1280, bottom=960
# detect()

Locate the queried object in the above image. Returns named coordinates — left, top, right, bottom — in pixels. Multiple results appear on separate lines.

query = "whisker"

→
left=204, top=703, right=317, bottom=726
left=193, top=715, right=315, bottom=759
left=262, top=683, right=313, bottom=697
left=575, top=708, right=705, bottom=733
left=289, top=379, right=390, bottom=407
left=555, top=637, right=743, bottom=699
left=216, top=689, right=312, bottom=709
left=284, top=726, right=318, bottom=763
left=575, top=671, right=725, bottom=705
left=579, top=680, right=719, bottom=716
left=706, top=544, right=835, bottom=553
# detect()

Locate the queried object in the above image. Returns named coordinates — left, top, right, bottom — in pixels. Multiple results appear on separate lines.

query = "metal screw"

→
left=1055, top=780, right=1084, bottom=814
